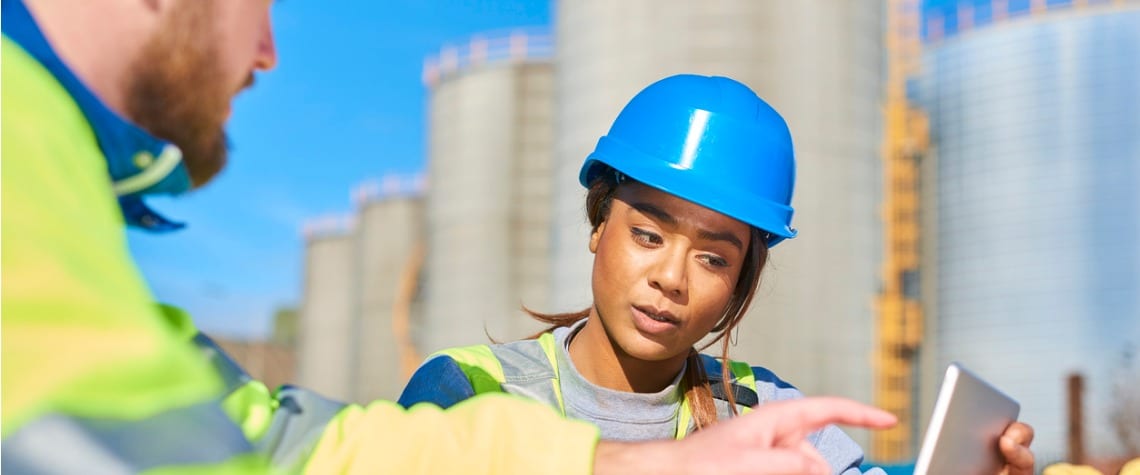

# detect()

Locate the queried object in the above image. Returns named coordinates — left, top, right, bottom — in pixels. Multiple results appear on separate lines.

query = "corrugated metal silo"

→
left=297, top=215, right=357, bottom=402
left=917, top=2, right=1140, bottom=460
left=420, top=30, right=555, bottom=354
left=551, top=1, right=886, bottom=444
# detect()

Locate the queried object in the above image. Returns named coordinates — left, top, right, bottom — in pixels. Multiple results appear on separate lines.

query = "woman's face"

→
left=589, top=182, right=750, bottom=362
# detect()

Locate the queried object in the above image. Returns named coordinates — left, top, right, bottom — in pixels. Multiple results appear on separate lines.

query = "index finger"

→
left=748, top=397, right=898, bottom=444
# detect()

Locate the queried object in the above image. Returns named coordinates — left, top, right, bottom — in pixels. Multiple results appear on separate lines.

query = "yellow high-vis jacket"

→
left=1, top=26, right=597, bottom=474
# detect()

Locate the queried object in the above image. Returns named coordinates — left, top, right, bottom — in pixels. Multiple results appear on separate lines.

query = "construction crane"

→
left=873, top=0, right=929, bottom=463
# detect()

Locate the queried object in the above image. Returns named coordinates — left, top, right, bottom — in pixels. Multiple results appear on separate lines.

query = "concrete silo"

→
left=916, top=1, right=1140, bottom=461
left=551, top=0, right=886, bottom=445
left=420, top=30, right=555, bottom=354
left=351, top=177, right=425, bottom=403
left=297, top=215, right=357, bottom=402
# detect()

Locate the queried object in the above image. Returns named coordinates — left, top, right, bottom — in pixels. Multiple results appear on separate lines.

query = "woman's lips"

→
left=631, top=304, right=680, bottom=335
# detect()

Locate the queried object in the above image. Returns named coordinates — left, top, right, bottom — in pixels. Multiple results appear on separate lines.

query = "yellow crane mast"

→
left=873, top=0, right=929, bottom=463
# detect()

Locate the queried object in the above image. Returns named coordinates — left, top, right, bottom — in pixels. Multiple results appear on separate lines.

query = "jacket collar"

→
left=2, top=0, right=191, bottom=231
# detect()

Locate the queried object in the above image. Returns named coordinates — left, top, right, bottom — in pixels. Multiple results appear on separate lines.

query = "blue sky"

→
left=128, top=0, right=551, bottom=340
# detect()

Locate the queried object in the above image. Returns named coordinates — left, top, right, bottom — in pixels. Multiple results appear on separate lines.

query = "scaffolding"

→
left=873, top=0, right=929, bottom=462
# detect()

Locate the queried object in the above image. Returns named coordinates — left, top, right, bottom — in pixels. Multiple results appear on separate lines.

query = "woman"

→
left=398, top=74, right=1035, bottom=474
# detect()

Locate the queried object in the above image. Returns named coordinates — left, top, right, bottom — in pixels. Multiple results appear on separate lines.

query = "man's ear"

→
left=589, top=221, right=606, bottom=254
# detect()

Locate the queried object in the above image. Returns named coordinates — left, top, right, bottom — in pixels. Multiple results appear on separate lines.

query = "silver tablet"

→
left=914, top=363, right=1020, bottom=475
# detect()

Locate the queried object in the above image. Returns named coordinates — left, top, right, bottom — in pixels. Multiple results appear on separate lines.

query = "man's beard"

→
left=124, top=0, right=235, bottom=188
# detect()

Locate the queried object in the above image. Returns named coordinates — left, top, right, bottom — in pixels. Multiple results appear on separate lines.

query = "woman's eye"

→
left=631, top=227, right=662, bottom=246
left=700, top=255, right=729, bottom=268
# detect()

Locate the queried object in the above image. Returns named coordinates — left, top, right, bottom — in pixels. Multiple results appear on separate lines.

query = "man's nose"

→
left=253, top=12, right=278, bottom=71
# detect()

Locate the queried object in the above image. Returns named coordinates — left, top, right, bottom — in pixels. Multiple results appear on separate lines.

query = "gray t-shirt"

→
left=553, top=320, right=687, bottom=441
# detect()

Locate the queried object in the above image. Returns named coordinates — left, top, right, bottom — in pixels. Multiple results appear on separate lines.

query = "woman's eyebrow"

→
left=697, top=229, right=744, bottom=252
left=630, top=202, right=743, bottom=251
left=630, top=202, right=676, bottom=225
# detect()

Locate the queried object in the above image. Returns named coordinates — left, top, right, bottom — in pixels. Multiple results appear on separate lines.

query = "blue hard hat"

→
left=579, top=74, right=797, bottom=246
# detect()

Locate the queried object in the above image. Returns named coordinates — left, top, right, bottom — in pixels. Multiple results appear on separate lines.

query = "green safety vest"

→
left=432, top=332, right=758, bottom=439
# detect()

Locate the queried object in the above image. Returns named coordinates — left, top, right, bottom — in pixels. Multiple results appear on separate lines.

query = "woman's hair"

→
left=525, top=165, right=770, bottom=431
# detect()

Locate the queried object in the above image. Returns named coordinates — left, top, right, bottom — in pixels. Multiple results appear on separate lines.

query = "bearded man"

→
left=0, top=1, right=899, bottom=473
